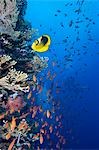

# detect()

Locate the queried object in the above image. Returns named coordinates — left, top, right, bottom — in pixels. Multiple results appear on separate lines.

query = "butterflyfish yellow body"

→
left=31, top=35, right=51, bottom=52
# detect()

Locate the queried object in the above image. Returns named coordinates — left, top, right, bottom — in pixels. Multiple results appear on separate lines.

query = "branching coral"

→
left=0, top=68, right=29, bottom=92
left=0, top=55, right=17, bottom=76
left=0, top=55, right=12, bottom=64
left=0, top=117, right=39, bottom=149
left=0, top=0, right=20, bottom=39
left=0, top=54, right=29, bottom=94
left=0, top=0, right=37, bottom=53
left=0, top=53, right=48, bottom=103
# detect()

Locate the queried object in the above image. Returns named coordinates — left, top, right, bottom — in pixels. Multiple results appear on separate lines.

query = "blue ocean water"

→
left=25, top=0, right=99, bottom=149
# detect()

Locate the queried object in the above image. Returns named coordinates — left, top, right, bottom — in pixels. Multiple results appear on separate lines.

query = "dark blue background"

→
left=25, top=0, right=99, bottom=148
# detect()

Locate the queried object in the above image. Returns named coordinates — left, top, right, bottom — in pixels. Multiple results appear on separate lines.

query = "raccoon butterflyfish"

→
left=31, top=35, right=51, bottom=52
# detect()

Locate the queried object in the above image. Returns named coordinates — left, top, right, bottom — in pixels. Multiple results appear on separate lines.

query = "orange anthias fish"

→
left=49, top=125, right=53, bottom=133
left=33, top=133, right=39, bottom=140
left=56, top=116, right=59, bottom=122
left=18, top=121, right=28, bottom=131
left=0, top=113, right=5, bottom=120
left=4, top=121, right=9, bottom=129
left=10, top=117, right=16, bottom=132
left=8, top=138, right=16, bottom=150
left=47, top=70, right=50, bottom=78
left=37, top=85, right=43, bottom=93
left=6, top=133, right=11, bottom=140
left=42, top=121, right=48, bottom=128
left=40, top=133, right=44, bottom=144
left=33, top=75, right=37, bottom=82
left=46, top=110, right=51, bottom=118
left=32, top=111, right=37, bottom=118
left=40, top=129, right=45, bottom=134
left=27, top=91, right=32, bottom=99
left=19, top=112, right=30, bottom=119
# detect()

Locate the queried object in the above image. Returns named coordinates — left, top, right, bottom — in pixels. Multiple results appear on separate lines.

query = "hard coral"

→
left=0, top=0, right=20, bottom=39
left=0, top=55, right=17, bottom=77
left=0, top=68, right=29, bottom=92
left=0, top=54, right=29, bottom=94
left=1, top=118, right=38, bottom=149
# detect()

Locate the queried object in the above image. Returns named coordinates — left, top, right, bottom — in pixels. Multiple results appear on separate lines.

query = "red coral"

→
left=6, top=96, right=26, bottom=113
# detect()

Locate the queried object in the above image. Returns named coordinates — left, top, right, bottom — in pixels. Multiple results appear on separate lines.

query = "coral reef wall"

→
left=0, top=0, right=48, bottom=149
left=0, top=0, right=48, bottom=98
